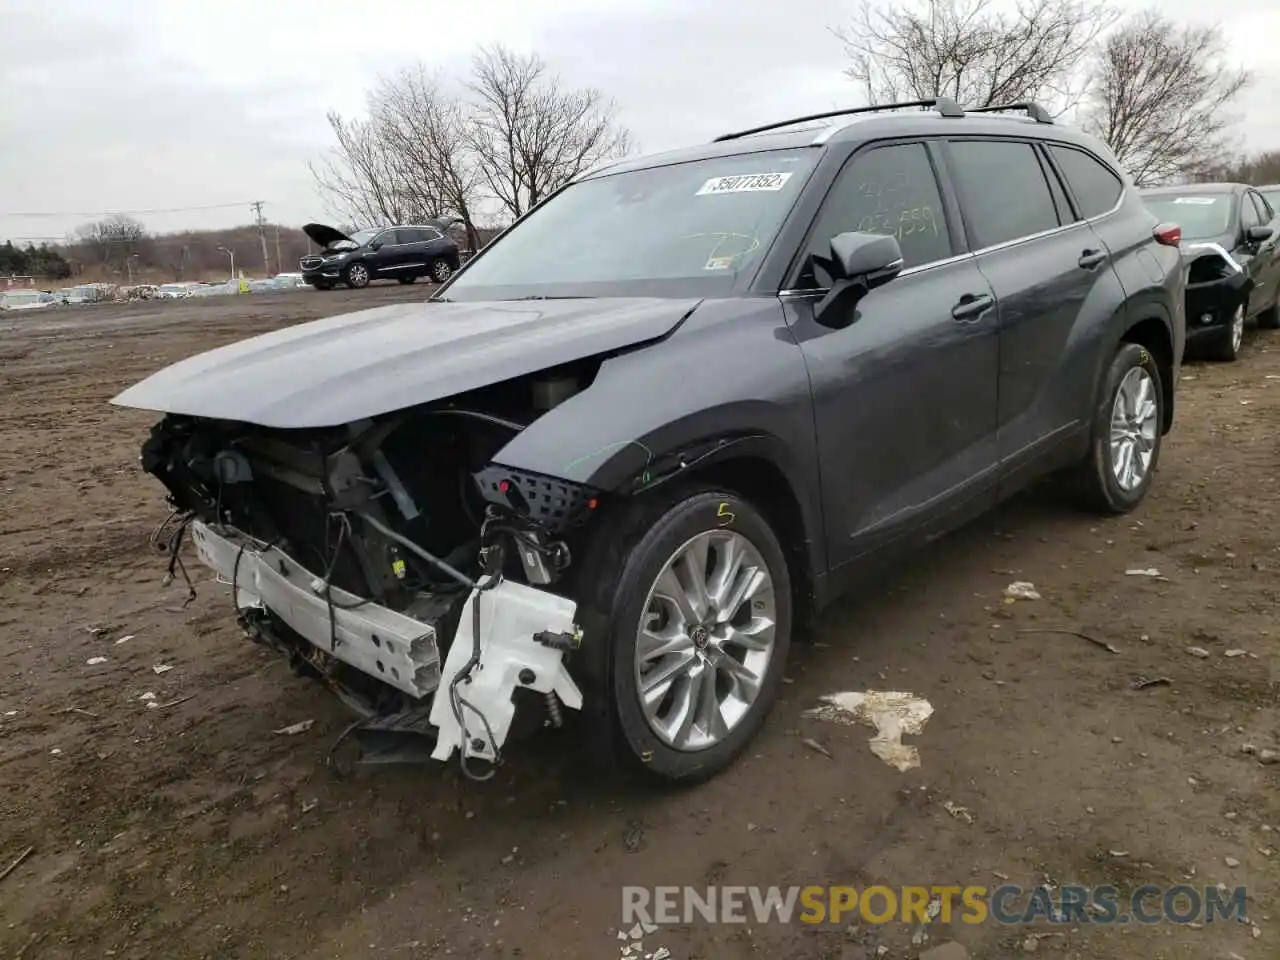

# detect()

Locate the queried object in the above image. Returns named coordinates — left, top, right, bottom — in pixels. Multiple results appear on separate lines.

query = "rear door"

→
left=398, top=228, right=432, bottom=276
left=943, top=137, right=1125, bottom=485
left=780, top=139, right=1000, bottom=569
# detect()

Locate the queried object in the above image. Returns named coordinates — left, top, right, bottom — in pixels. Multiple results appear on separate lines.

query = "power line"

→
left=2, top=201, right=262, bottom=218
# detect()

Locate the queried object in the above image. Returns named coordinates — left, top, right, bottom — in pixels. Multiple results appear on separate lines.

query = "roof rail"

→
left=711, top=97, right=965, bottom=143
left=965, top=102, right=1053, bottom=124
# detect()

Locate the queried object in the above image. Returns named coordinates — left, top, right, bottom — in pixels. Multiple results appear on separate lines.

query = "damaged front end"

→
left=138, top=369, right=604, bottom=777
left=1182, top=242, right=1250, bottom=332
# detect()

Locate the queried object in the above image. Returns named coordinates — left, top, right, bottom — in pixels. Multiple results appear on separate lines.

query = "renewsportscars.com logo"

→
left=621, top=884, right=1250, bottom=927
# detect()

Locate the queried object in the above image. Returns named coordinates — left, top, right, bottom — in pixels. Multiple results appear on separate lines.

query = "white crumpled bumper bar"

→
left=188, top=521, right=583, bottom=763
left=191, top=521, right=443, bottom=696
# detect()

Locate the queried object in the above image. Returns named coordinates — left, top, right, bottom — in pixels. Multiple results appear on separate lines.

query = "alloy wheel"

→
left=634, top=529, right=777, bottom=751
left=1109, top=366, right=1159, bottom=491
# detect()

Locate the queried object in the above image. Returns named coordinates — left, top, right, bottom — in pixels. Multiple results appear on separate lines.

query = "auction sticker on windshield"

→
left=696, top=172, right=793, bottom=195
left=1172, top=197, right=1217, bottom=205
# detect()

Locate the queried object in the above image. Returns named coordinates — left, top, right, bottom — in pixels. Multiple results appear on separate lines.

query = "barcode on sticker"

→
left=696, top=172, right=793, bottom=196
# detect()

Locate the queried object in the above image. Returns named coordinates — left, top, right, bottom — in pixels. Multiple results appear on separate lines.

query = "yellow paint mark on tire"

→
left=717, top=502, right=736, bottom=527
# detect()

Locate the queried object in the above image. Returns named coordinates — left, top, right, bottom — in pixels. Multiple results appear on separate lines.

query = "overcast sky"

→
left=3, top=0, right=1279, bottom=242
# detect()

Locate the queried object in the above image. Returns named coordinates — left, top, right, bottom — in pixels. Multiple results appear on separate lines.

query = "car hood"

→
left=302, top=222, right=356, bottom=249
left=110, top=297, right=702, bottom=428
left=1180, top=233, right=1238, bottom=259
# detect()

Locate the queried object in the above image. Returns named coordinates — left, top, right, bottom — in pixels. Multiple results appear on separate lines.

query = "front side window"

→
left=1240, top=195, right=1261, bottom=231
left=948, top=140, right=1061, bottom=249
left=1249, top=192, right=1272, bottom=223
left=1049, top=145, right=1124, bottom=219
left=800, top=141, right=953, bottom=283
left=443, top=149, right=819, bottom=300
left=1142, top=193, right=1234, bottom=240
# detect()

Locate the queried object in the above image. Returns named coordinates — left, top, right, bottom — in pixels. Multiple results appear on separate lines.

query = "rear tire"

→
left=429, top=259, right=453, bottom=283
left=1072, top=341, right=1164, bottom=514
left=576, top=487, right=792, bottom=783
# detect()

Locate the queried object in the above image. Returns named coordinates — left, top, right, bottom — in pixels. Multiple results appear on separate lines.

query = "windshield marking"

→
left=695, top=172, right=793, bottom=195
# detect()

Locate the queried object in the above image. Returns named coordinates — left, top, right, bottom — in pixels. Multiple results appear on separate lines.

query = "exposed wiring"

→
left=356, top=511, right=479, bottom=590
left=425, top=408, right=526, bottom=433
left=153, top=511, right=198, bottom=608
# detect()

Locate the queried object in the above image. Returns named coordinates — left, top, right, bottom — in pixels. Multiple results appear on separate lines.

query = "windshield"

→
left=444, top=150, right=818, bottom=300
left=1143, top=193, right=1234, bottom=240
left=330, top=228, right=378, bottom=251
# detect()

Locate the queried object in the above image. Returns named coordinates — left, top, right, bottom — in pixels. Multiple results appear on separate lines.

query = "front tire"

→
left=1256, top=292, right=1280, bottom=330
left=1073, top=341, right=1165, bottom=514
left=343, top=262, right=371, bottom=289
left=1209, top=303, right=1245, bottom=361
left=578, top=488, right=792, bottom=783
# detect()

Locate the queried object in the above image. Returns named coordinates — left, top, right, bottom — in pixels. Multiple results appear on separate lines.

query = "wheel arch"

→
left=635, top=445, right=820, bottom=635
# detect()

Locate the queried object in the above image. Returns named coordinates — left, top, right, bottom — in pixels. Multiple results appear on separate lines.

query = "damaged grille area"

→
left=137, top=365, right=604, bottom=715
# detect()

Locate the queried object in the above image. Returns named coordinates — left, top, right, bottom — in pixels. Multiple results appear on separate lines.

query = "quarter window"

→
left=1048, top=145, right=1124, bottom=219
left=803, top=141, right=953, bottom=280
left=948, top=140, right=1060, bottom=249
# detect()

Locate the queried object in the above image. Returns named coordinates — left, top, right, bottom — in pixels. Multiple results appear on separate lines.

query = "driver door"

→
left=780, top=140, right=1000, bottom=570
left=1243, top=191, right=1280, bottom=314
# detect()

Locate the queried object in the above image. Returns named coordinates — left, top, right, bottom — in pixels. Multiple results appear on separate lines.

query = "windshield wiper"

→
left=507, top=295, right=587, bottom=301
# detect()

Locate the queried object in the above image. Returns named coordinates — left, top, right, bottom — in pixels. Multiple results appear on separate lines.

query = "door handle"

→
left=1078, top=248, right=1108, bottom=270
left=951, top=293, right=994, bottom=322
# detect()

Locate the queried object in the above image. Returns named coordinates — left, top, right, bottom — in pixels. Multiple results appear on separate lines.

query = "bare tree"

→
left=74, top=214, right=149, bottom=273
left=372, top=66, right=485, bottom=250
left=467, top=44, right=633, bottom=219
left=1210, top=150, right=1280, bottom=186
left=1081, top=10, right=1250, bottom=186
left=310, top=108, right=423, bottom=227
left=834, top=0, right=1116, bottom=114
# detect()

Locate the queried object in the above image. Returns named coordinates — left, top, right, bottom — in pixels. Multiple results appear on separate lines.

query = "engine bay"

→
left=138, top=362, right=605, bottom=770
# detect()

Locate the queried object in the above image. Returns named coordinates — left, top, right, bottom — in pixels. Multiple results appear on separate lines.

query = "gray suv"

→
left=114, top=98, right=1185, bottom=784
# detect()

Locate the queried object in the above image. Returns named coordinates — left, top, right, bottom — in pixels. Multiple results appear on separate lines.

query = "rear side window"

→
left=948, top=140, right=1060, bottom=249
left=1048, top=146, right=1124, bottom=219
left=804, top=141, right=953, bottom=277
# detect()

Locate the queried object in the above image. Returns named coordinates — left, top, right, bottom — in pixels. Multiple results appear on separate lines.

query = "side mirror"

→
left=1246, top=225, right=1273, bottom=244
left=814, top=231, right=905, bottom=329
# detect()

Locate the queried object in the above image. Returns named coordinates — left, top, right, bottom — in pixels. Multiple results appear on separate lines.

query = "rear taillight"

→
left=1153, top=222, right=1182, bottom=247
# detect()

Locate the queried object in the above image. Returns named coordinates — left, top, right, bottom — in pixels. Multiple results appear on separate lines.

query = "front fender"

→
left=487, top=296, right=825, bottom=559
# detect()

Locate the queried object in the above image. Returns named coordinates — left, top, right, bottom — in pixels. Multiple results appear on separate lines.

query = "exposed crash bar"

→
left=189, top=522, right=443, bottom=698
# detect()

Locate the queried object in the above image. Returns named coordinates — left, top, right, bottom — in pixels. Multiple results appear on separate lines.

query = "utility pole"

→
left=251, top=200, right=270, bottom=276
left=274, top=224, right=282, bottom=276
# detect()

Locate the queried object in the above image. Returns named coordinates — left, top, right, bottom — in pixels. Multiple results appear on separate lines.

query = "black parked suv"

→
left=1141, top=183, right=1280, bottom=361
left=114, top=98, right=1185, bottom=784
left=300, top=220, right=461, bottom=289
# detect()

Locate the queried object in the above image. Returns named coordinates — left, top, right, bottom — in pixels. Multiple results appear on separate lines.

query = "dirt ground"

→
left=1, top=286, right=1277, bottom=960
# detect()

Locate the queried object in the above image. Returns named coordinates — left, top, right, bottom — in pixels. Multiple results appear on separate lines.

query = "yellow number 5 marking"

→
left=717, top=502, right=736, bottom=526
